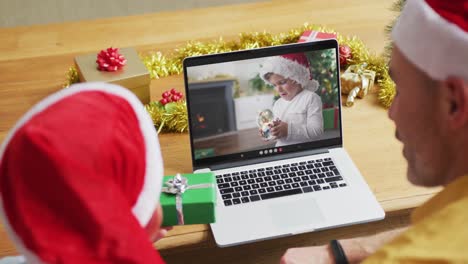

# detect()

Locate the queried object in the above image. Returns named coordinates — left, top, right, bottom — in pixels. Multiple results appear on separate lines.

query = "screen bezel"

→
left=183, top=39, right=343, bottom=169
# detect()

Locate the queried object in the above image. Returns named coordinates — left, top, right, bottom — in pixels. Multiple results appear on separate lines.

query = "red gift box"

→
left=298, top=30, right=337, bottom=43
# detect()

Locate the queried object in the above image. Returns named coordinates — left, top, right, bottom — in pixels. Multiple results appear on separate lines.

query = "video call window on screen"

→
left=187, top=48, right=340, bottom=161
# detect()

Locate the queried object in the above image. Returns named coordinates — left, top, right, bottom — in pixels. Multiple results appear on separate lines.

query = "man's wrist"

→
left=329, top=240, right=349, bottom=264
left=338, top=239, right=372, bottom=263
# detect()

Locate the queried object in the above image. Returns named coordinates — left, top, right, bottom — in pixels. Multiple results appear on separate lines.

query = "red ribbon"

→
left=96, top=47, right=127, bottom=72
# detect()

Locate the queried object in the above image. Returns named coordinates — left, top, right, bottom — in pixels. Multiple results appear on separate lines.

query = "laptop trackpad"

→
left=268, top=198, right=325, bottom=230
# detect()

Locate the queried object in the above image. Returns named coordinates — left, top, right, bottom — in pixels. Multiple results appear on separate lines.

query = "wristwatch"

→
left=329, top=239, right=349, bottom=264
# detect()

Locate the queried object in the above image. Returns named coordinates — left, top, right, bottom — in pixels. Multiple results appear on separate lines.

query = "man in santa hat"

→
left=281, top=0, right=468, bottom=263
left=0, top=82, right=169, bottom=263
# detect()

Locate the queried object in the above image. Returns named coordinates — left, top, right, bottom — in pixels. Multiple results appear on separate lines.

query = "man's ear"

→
left=442, top=76, right=468, bottom=130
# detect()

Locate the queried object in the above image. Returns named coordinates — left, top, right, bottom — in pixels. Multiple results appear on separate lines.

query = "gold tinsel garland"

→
left=64, top=67, right=79, bottom=88
left=64, top=23, right=397, bottom=132
left=145, top=101, right=188, bottom=133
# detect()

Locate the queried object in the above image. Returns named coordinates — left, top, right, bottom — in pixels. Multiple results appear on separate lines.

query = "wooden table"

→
left=0, top=0, right=440, bottom=263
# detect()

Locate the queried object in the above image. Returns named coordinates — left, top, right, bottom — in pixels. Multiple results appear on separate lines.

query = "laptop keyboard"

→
left=216, top=157, right=347, bottom=206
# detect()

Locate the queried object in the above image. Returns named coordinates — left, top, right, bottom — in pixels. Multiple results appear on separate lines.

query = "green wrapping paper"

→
left=160, top=173, right=216, bottom=226
left=323, top=107, right=339, bottom=130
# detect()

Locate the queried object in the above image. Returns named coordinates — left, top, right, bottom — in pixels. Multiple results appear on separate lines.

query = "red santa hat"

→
left=392, top=0, right=468, bottom=81
left=259, top=53, right=319, bottom=92
left=0, top=83, right=165, bottom=263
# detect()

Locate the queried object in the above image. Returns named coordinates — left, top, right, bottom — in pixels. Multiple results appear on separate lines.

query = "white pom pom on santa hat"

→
left=392, top=0, right=468, bottom=81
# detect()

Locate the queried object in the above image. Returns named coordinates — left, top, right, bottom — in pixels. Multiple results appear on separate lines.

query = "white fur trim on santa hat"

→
left=392, top=0, right=468, bottom=81
left=259, top=56, right=319, bottom=92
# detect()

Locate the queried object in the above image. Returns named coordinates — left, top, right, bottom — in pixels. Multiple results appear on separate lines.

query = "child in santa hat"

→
left=0, top=82, right=169, bottom=263
left=259, top=53, right=324, bottom=147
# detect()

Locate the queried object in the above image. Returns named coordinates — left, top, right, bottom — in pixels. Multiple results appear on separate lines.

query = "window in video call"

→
left=186, top=48, right=341, bottom=161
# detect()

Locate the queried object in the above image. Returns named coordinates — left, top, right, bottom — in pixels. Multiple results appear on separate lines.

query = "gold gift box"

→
left=74, top=47, right=150, bottom=104
left=340, top=64, right=376, bottom=106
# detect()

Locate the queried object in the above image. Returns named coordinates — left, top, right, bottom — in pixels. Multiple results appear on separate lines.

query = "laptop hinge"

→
left=204, top=147, right=331, bottom=171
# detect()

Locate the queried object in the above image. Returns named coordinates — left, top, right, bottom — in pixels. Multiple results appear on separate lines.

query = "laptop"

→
left=183, top=39, right=385, bottom=247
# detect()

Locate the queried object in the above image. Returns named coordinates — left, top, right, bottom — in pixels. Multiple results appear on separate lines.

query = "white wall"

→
left=187, top=57, right=277, bottom=130
left=0, top=0, right=262, bottom=28
left=187, top=57, right=267, bottom=95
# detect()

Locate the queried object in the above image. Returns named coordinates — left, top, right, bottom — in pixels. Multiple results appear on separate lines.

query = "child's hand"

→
left=258, top=123, right=275, bottom=141
left=258, top=128, right=269, bottom=141
left=271, top=121, right=288, bottom=139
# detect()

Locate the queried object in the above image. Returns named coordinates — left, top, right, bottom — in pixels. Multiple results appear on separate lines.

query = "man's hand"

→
left=280, top=242, right=367, bottom=264
left=152, top=226, right=173, bottom=242
left=280, top=245, right=333, bottom=264
left=271, top=120, right=288, bottom=139
left=280, top=227, right=408, bottom=264
left=146, top=204, right=174, bottom=243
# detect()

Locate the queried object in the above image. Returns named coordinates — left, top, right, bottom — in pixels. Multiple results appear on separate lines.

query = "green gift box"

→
left=323, top=107, right=340, bottom=130
left=160, top=173, right=216, bottom=226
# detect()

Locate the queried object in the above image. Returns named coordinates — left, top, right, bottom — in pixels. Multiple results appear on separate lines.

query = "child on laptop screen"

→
left=259, top=53, right=324, bottom=147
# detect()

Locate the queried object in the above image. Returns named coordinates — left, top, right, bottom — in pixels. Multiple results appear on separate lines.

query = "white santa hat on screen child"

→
left=0, top=82, right=165, bottom=263
left=392, top=0, right=468, bottom=81
left=259, top=53, right=319, bottom=92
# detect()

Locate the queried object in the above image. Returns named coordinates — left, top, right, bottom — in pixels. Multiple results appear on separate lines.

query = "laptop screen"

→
left=184, top=40, right=342, bottom=168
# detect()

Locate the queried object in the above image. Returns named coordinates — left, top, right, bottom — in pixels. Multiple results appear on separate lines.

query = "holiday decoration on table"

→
left=298, top=31, right=350, bottom=69
left=160, top=173, right=216, bottom=226
left=384, top=0, right=407, bottom=58
left=338, top=45, right=352, bottom=68
left=96, top=47, right=127, bottom=72
left=63, top=67, right=79, bottom=88
left=378, top=0, right=406, bottom=108
left=159, top=87, right=184, bottom=105
left=74, top=47, right=151, bottom=104
left=340, top=64, right=376, bottom=107
left=257, top=109, right=277, bottom=141
left=145, top=88, right=188, bottom=133
left=298, top=30, right=337, bottom=43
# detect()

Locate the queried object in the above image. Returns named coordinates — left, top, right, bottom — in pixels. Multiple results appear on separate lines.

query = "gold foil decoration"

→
left=377, top=71, right=396, bottom=108
left=340, top=64, right=376, bottom=107
left=63, top=66, right=79, bottom=88
left=145, top=101, right=188, bottom=133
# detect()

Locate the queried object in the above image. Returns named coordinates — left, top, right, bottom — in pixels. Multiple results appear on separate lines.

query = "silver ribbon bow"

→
left=161, top=173, right=214, bottom=225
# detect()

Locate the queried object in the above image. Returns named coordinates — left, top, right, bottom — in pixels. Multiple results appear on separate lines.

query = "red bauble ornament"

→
left=159, top=88, right=184, bottom=105
left=96, top=47, right=127, bottom=72
left=338, top=45, right=352, bottom=67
